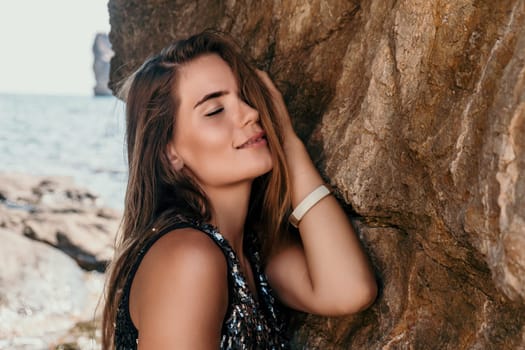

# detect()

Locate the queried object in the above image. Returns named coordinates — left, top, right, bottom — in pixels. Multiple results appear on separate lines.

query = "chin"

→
left=244, top=161, right=273, bottom=181
left=258, top=159, right=274, bottom=175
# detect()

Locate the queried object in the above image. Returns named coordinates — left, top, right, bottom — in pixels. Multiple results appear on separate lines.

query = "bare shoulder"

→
left=130, top=227, right=228, bottom=348
left=143, top=227, right=227, bottom=269
left=135, top=227, right=228, bottom=287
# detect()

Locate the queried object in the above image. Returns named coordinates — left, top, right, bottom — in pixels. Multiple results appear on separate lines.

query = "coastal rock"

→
left=0, top=229, right=104, bottom=349
left=0, top=173, right=119, bottom=271
left=0, top=173, right=116, bottom=348
left=23, top=211, right=117, bottom=272
left=108, top=0, right=525, bottom=348
left=93, top=33, right=114, bottom=96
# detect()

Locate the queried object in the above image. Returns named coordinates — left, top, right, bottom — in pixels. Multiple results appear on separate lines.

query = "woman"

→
left=102, top=30, right=377, bottom=349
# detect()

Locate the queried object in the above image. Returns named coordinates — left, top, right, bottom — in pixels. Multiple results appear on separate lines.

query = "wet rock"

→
left=108, top=0, right=525, bottom=348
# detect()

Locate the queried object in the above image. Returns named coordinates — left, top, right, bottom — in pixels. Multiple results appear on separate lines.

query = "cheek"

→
left=176, top=124, right=233, bottom=177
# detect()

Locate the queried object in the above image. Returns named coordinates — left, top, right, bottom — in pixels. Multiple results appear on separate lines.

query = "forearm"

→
left=256, top=69, right=376, bottom=313
left=284, top=135, right=377, bottom=310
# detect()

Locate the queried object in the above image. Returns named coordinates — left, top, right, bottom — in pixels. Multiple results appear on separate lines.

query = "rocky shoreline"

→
left=0, top=173, right=121, bottom=350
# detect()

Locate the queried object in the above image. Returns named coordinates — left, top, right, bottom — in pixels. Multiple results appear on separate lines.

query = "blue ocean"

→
left=0, top=93, right=127, bottom=210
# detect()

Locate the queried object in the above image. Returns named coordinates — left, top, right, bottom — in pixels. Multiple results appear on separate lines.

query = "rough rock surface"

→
left=0, top=173, right=117, bottom=349
left=0, top=173, right=119, bottom=271
left=0, top=230, right=103, bottom=349
left=108, top=0, right=525, bottom=348
left=93, top=33, right=114, bottom=96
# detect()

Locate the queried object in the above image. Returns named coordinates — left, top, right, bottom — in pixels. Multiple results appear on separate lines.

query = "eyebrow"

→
left=193, top=90, right=229, bottom=109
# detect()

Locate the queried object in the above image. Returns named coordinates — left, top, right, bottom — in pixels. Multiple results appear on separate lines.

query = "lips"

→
left=236, top=131, right=266, bottom=149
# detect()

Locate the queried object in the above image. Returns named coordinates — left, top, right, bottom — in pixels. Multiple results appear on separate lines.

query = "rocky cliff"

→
left=108, top=0, right=525, bottom=348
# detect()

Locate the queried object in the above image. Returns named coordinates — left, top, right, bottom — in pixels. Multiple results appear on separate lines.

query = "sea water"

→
left=0, top=93, right=127, bottom=210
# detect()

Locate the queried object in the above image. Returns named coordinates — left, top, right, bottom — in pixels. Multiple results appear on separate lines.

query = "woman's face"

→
left=170, top=54, right=273, bottom=190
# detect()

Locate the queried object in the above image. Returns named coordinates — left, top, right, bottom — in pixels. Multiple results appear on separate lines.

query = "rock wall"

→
left=108, top=0, right=525, bottom=348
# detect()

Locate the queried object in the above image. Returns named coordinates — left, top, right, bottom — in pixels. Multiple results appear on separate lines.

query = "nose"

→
left=237, top=98, right=259, bottom=127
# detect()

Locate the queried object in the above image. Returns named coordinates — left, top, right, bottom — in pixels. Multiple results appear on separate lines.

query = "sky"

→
left=0, top=0, right=111, bottom=96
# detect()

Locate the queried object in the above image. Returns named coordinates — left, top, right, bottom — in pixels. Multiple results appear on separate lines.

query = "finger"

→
left=255, top=68, right=268, bottom=77
left=255, top=69, right=279, bottom=95
left=256, top=69, right=271, bottom=85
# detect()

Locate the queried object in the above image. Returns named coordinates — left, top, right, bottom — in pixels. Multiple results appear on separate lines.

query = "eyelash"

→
left=205, top=107, right=224, bottom=117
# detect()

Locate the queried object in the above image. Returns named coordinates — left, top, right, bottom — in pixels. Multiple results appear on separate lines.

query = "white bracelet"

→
left=289, top=184, right=331, bottom=228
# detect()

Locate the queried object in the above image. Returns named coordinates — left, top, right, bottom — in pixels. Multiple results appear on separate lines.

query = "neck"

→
left=205, top=181, right=252, bottom=255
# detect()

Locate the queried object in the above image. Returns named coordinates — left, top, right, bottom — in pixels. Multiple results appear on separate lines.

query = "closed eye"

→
left=205, top=107, right=224, bottom=117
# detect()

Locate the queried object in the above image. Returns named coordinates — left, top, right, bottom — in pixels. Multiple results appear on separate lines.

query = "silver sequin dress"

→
left=114, top=218, right=289, bottom=349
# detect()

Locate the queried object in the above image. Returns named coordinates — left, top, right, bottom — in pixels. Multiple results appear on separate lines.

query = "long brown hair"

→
left=101, top=30, right=291, bottom=349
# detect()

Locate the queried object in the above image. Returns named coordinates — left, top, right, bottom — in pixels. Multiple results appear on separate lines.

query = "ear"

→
left=167, top=143, right=184, bottom=171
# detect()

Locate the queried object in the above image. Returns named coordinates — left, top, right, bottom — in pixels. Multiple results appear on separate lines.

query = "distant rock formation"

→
left=93, top=33, right=114, bottom=96
left=107, top=1, right=525, bottom=349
